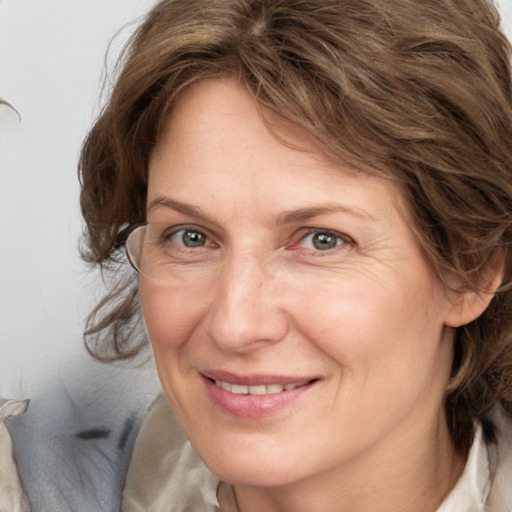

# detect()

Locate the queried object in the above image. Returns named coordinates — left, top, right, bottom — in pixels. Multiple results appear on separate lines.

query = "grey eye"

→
left=171, top=229, right=208, bottom=248
left=301, top=231, right=344, bottom=251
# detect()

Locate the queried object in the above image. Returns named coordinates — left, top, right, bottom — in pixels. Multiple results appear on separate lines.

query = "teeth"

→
left=230, top=384, right=248, bottom=394
left=266, top=384, right=285, bottom=394
left=249, top=385, right=267, bottom=395
left=214, top=380, right=310, bottom=395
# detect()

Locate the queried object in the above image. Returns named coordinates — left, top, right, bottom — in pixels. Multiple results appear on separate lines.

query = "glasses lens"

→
left=126, top=225, right=146, bottom=272
left=126, top=222, right=212, bottom=283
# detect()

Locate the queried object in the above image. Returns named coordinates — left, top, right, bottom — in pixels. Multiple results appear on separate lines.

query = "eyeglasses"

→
left=116, top=222, right=214, bottom=284
left=116, top=223, right=152, bottom=277
left=115, top=223, right=144, bottom=271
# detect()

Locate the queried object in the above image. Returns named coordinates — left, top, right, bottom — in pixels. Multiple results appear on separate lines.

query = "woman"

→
left=79, top=0, right=512, bottom=510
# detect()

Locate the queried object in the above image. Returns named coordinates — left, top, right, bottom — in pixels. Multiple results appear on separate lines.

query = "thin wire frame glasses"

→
left=115, top=223, right=146, bottom=274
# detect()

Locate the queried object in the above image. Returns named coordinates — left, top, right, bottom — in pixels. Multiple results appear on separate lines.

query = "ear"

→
left=444, top=249, right=506, bottom=328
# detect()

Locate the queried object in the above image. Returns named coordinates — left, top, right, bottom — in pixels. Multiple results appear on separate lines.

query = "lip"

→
left=201, top=370, right=318, bottom=418
left=201, top=369, right=316, bottom=386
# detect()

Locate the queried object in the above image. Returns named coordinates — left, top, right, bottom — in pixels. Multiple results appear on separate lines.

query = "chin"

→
left=209, top=461, right=298, bottom=488
left=195, top=439, right=311, bottom=488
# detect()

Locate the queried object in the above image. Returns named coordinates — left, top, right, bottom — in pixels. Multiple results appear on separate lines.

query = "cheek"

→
left=289, top=271, right=447, bottom=372
left=291, top=277, right=453, bottom=438
left=139, top=279, right=207, bottom=351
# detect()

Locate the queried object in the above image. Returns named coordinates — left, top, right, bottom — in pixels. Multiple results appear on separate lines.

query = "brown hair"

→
left=79, top=0, right=512, bottom=451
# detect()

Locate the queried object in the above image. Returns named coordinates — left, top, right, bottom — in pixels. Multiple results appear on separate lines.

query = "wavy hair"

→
left=79, top=0, right=512, bottom=451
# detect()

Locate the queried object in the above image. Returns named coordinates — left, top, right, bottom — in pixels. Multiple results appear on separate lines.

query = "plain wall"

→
left=0, top=0, right=158, bottom=399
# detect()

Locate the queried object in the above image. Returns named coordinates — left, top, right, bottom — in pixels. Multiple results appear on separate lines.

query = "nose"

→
left=204, top=251, right=289, bottom=353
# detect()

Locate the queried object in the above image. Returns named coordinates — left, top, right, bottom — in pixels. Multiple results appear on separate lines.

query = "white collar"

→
left=436, top=425, right=490, bottom=512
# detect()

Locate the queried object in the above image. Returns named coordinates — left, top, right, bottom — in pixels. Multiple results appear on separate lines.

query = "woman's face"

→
left=140, top=78, right=461, bottom=489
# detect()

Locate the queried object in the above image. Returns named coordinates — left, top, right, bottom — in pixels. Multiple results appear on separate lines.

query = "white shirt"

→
left=437, top=425, right=489, bottom=512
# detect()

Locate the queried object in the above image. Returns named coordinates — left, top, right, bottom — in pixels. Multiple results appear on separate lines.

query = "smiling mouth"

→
left=210, top=378, right=315, bottom=395
left=202, top=374, right=318, bottom=416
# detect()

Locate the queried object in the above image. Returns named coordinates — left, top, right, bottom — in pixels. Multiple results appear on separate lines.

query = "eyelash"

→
left=288, top=229, right=353, bottom=254
left=161, top=225, right=353, bottom=255
left=164, top=226, right=217, bottom=250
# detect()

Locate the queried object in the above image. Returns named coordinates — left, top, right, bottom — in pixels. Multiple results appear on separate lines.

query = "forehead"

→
left=147, top=78, right=408, bottom=226
left=151, top=78, right=328, bottom=172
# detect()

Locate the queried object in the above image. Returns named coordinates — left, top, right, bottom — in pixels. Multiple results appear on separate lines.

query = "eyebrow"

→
left=147, top=197, right=377, bottom=225
left=275, top=204, right=377, bottom=224
left=147, top=197, right=212, bottom=223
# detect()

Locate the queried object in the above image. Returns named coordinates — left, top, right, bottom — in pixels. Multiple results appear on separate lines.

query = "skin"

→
left=138, top=78, right=481, bottom=512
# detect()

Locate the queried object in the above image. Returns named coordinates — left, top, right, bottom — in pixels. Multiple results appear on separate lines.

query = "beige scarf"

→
left=122, top=395, right=512, bottom=512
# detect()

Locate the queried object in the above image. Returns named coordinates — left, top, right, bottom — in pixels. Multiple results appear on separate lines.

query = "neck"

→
left=220, top=412, right=466, bottom=512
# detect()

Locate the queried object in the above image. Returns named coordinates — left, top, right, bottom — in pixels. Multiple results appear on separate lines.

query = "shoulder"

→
left=0, top=399, right=30, bottom=512
left=6, top=376, right=151, bottom=512
left=122, top=395, right=220, bottom=512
